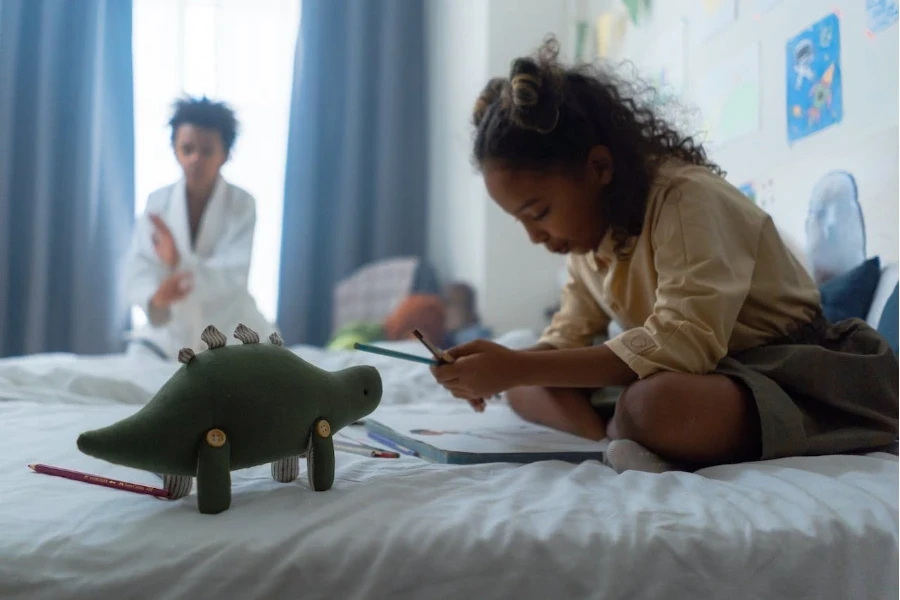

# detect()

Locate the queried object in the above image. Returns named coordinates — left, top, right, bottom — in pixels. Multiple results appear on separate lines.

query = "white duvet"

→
left=0, top=332, right=897, bottom=600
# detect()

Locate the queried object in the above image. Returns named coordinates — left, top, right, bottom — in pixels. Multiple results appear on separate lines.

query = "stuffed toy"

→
left=77, top=324, right=383, bottom=514
left=383, top=294, right=446, bottom=344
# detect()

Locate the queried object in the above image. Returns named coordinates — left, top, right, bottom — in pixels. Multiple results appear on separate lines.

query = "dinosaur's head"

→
left=335, top=365, right=383, bottom=427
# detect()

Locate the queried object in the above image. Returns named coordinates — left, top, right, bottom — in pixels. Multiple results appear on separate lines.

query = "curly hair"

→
left=472, top=36, right=722, bottom=258
left=169, top=96, right=239, bottom=155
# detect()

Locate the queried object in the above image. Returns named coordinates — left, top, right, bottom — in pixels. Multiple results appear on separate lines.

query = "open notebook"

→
left=362, top=404, right=608, bottom=465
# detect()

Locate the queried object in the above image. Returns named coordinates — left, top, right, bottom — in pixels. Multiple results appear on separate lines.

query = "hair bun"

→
left=472, top=78, right=509, bottom=128
left=510, top=61, right=542, bottom=108
left=507, top=38, right=563, bottom=134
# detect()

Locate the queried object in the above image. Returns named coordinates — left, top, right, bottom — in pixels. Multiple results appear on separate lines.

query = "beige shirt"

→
left=539, top=160, right=821, bottom=379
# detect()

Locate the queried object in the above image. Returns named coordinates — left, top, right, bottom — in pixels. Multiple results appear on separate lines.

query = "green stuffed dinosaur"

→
left=77, top=324, right=383, bottom=514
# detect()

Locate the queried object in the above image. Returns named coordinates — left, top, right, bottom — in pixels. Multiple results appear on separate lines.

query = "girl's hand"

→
left=430, top=340, right=523, bottom=402
left=149, top=214, right=180, bottom=268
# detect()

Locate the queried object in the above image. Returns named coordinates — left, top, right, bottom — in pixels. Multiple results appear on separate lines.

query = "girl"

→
left=431, top=38, right=898, bottom=474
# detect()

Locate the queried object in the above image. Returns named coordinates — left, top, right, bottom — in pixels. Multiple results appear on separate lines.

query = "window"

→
left=131, top=0, right=301, bottom=328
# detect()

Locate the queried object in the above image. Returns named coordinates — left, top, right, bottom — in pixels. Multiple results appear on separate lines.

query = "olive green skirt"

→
left=592, top=316, right=899, bottom=460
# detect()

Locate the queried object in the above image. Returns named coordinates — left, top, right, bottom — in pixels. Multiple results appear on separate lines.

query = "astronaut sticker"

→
left=786, top=12, right=843, bottom=143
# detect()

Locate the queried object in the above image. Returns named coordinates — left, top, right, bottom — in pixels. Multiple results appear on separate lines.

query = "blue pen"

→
left=368, top=431, right=419, bottom=457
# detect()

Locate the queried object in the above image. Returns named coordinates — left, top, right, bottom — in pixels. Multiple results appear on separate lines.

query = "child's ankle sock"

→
left=603, top=439, right=679, bottom=474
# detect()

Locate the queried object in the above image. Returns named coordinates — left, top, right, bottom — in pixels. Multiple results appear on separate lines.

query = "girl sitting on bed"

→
left=431, top=37, right=898, bottom=474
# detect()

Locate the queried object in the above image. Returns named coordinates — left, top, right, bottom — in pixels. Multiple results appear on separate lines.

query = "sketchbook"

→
left=363, top=404, right=608, bottom=465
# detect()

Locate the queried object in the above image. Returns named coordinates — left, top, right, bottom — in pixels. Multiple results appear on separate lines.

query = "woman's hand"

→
left=151, top=272, right=193, bottom=308
left=149, top=214, right=180, bottom=268
left=430, top=339, right=525, bottom=403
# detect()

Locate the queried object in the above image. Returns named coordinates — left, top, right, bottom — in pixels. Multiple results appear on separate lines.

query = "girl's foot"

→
left=603, top=439, right=679, bottom=474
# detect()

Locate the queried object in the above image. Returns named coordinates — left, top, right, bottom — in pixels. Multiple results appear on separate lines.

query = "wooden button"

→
left=316, top=420, right=331, bottom=438
left=206, top=429, right=227, bottom=447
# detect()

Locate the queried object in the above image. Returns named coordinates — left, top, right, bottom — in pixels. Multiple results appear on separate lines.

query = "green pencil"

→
left=353, top=343, right=438, bottom=366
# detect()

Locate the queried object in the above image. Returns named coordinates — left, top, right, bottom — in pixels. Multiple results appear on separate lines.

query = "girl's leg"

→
left=611, top=372, right=761, bottom=465
left=507, top=372, right=762, bottom=465
left=506, top=387, right=606, bottom=441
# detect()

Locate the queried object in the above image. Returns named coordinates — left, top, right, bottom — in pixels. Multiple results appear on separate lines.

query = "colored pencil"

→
left=334, top=441, right=399, bottom=459
left=412, top=329, right=454, bottom=364
left=353, top=343, right=438, bottom=366
left=28, top=463, right=169, bottom=498
left=413, top=328, right=496, bottom=406
left=367, top=432, right=420, bottom=457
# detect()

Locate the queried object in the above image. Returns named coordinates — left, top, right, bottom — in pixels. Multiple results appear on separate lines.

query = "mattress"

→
left=0, top=331, right=897, bottom=600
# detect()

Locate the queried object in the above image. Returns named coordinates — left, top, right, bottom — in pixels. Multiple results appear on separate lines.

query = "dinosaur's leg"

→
left=271, top=456, right=300, bottom=483
left=161, top=474, right=193, bottom=499
left=196, top=428, right=232, bottom=514
left=306, top=418, right=335, bottom=492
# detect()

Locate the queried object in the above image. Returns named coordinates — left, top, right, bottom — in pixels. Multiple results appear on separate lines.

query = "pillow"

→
left=382, top=294, right=446, bottom=344
left=819, top=256, right=882, bottom=323
left=876, top=284, right=899, bottom=356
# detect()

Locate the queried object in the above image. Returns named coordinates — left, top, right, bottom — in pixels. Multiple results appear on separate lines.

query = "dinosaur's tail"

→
left=77, top=414, right=194, bottom=476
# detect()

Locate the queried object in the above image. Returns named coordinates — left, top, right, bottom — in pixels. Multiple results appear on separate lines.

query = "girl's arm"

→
left=435, top=339, right=635, bottom=399
left=518, top=343, right=637, bottom=388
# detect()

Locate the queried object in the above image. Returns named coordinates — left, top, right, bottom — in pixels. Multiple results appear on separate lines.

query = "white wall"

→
left=426, top=0, right=576, bottom=336
left=614, top=0, right=899, bottom=263
left=426, top=0, right=489, bottom=308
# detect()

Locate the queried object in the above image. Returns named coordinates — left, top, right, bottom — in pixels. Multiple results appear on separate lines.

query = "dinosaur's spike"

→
left=177, top=347, right=195, bottom=364
left=201, top=325, right=227, bottom=349
left=269, top=332, right=284, bottom=347
left=233, top=323, right=260, bottom=344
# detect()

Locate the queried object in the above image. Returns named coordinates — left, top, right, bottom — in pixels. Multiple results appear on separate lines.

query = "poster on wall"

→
left=621, top=0, right=653, bottom=26
left=595, top=11, right=629, bottom=59
left=740, top=178, right=776, bottom=211
left=738, top=182, right=757, bottom=203
left=693, top=43, right=761, bottom=146
left=785, top=13, right=843, bottom=144
left=865, top=0, right=899, bottom=35
left=690, top=0, right=737, bottom=42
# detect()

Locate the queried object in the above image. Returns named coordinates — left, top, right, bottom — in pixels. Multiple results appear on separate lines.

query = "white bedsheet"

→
left=0, top=333, right=897, bottom=600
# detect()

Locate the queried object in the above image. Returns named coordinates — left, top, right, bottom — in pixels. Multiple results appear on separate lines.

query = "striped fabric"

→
left=200, top=325, right=227, bottom=349
left=177, top=347, right=195, bottom=364
left=233, top=323, right=260, bottom=344
left=271, top=456, right=300, bottom=483
left=161, top=474, right=193, bottom=499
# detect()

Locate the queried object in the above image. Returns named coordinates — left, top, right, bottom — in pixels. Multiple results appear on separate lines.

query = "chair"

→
left=331, top=256, right=439, bottom=335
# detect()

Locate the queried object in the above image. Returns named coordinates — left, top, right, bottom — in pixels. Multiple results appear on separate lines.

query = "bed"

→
left=0, top=329, right=896, bottom=600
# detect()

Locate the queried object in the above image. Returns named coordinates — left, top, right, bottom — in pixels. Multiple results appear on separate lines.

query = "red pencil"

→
left=28, top=463, right=170, bottom=499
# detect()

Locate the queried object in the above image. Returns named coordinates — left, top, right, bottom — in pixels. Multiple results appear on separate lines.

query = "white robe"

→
left=123, top=176, right=274, bottom=359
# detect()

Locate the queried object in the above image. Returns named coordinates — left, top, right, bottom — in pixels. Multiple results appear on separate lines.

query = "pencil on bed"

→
left=28, top=463, right=170, bottom=498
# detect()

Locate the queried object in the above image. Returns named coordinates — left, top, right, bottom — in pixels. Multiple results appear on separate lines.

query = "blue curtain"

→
left=277, top=0, right=428, bottom=346
left=0, top=0, right=135, bottom=357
